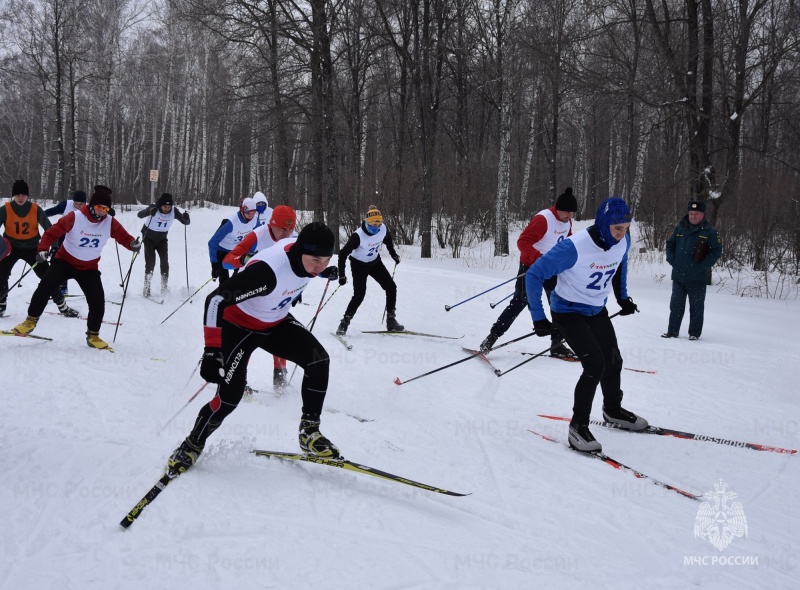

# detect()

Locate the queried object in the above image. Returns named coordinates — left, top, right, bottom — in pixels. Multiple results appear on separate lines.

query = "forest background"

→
left=1, top=0, right=798, bottom=285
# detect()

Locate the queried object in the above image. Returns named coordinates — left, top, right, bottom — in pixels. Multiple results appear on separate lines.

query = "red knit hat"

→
left=269, top=205, right=297, bottom=230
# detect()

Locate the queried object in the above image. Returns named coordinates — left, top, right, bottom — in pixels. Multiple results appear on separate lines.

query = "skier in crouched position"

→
left=526, top=197, right=647, bottom=452
left=12, top=185, right=140, bottom=349
left=336, top=205, right=403, bottom=335
left=168, top=222, right=341, bottom=473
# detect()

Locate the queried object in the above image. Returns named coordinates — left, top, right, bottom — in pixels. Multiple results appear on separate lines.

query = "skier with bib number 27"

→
left=525, top=197, right=648, bottom=453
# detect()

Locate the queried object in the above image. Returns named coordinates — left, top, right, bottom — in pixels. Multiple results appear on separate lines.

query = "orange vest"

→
left=4, top=202, right=40, bottom=241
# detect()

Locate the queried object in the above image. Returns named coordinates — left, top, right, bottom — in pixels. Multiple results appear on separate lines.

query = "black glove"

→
left=35, top=250, right=50, bottom=264
left=239, top=252, right=255, bottom=267
left=618, top=297, right=638, bottom=316
left=183, top=212, right=191, bottom=224
left=533, top=319, right=554, bottom=337
left=130, top=237, right=142, bottom=252
left=392, top=254, right=400, bottom=265
left=211, top=262, right=222, bottom=279
left=693, top=241, right=710, bottom=263
left=319, top=266, right=338, bottom=281
left=292, top=292, right=303, bottom=307
left=338, top=275, right=347, bottom=286
left=200, top=348, right=225, bottom=383
left=150, top=206, right=158, bottom=216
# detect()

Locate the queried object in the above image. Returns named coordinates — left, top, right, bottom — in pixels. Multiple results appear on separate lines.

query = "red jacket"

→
left=516, top=206, right=573, bottom=267
left=38, top=206, right=136, bottom=271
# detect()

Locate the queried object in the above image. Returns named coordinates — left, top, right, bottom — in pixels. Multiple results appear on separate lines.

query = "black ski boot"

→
left=386, top=310, right=404, bottom=332
left=299, top=414, right=340, bottom=459
left=167, top=438, right=204, bottom=474
left=479, top=332, right=498, bottom=352
left=602, top=405, right=648, bottom=431
left=568, top=423, right=602, bottom=453
left=336, top=314, right=352, bottom=336
left=273, top=367, right=288, bottom=392
left=143, top=272, right=153, bottom=298
left=161, top=273, right=169, bottom=295
left=57, top=299, right=80, bottom=318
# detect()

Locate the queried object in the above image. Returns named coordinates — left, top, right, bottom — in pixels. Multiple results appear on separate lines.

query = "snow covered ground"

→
left=1, top=206, right=797, bottom=590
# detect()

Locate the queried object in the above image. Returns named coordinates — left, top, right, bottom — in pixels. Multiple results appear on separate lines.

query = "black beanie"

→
left=72, top=190, right=87, bottom=203
left=12, top=179, right=29, bottom=196
left=294, top=222, right=335, bottom=257
left=158, top=193, right=174, bottom=207
left=688, top=199, right=706, bottom=213
left=89, top=185, right=112, bottom=208
left=555, top=187, right=578, bottom=212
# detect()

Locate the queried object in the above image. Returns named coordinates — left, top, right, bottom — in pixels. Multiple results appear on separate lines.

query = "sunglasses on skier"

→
left=93, top=205, right=110, bottom=214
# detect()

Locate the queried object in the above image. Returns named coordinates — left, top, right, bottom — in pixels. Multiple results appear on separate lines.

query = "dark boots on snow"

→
left=386, top=310, right=404, bottom=332
left=336, top=314, right=352, bottom=336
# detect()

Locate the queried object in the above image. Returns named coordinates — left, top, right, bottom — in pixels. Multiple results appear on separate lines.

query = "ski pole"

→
left=184, top=220, right=190, bottom=298
left=112, top=250, right=140, bottom=343
left=115, top=241, right=125, bottom=287
left=394, top=332, right=536, bottom=386
left=382, top=262, right=398, bottom=323
left=0, top=263, right=37, bottom=301
left=290, top=279, right=332, bottom=385
left=305, top=278, right=332, bottom=331
left=444, top=271, right=525, bottom=311
left=317, top=283, right=342, bottom=315
left=495, top=311, right=622, bottom=377
left=160, top=277, right=216, bottom=325
left=157, top=382, right=210, bottom=435
left=489, top=292, right=513, bottom=309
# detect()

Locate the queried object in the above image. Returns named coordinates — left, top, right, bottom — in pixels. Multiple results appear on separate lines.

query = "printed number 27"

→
left=587, top=270, right=615, bottom=290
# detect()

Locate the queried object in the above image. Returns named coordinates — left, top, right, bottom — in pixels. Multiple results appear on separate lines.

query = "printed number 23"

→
left=78, top=237, right=100, bottom=248
left=587, top=270, right=615, bottom=290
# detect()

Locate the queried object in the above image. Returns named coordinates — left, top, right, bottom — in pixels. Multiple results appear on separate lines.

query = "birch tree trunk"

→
left=519, top=84, right=538, bottom=211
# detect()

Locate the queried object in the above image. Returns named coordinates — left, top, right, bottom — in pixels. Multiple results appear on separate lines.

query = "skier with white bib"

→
left=11, top=185, right=140, bottom=349
left=336, top=205, right=403, bottom=335
left=479, top=187, right=577, bottom=359
left=137, top=192, right=190, bottom=297
left=167, top=222, right=341, bottom=474
left=207, top=197, right=259, bottom=284
left=525, top=197, right=647, bottom=452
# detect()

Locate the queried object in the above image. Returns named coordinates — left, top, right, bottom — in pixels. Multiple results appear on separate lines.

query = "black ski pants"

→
left=0, top=248, right=65, bottom=311
left=27, top=259, right=105, bottom=330
left=143, top=235, right=170, bottom=277
left=490, top=263, right=562, bottom=343
left=343, top=257, right=396, bottom=318
left=188, top=316, right=330, bottom=447
left=551, top=307, right=623, bottom=426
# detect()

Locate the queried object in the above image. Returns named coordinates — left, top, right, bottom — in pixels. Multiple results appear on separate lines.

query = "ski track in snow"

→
left=0, top=208, right=797, bottom=589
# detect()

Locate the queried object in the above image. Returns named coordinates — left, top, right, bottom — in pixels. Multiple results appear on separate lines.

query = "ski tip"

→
left=393, top=377, right=403, bottom=385
left=444, top=305, right=451, bottom=311
left=537, top=414, right=568, bottom=421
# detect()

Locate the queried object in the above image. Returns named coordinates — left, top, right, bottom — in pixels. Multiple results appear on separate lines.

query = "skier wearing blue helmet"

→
left=525, top=196, right=648, bottom=453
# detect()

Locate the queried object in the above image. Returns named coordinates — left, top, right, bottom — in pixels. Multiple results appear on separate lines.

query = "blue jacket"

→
left=526, top=228, right=630, bottom=320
